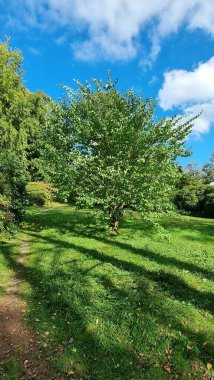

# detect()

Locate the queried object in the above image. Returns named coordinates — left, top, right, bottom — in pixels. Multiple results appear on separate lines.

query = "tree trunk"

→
left=110, top=218, right=119, bottom=234
left=109, top=206, right=124, bottom=234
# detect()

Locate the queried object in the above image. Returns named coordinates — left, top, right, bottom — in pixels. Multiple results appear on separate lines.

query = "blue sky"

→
left=0, top=0, right=214, bottom=166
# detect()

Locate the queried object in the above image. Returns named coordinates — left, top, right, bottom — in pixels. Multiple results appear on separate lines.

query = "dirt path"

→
left=0, top=238, right=67, bottom=380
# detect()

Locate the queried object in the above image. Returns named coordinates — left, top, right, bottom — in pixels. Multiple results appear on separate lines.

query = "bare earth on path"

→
left=0, top=238, right=67, bottom=380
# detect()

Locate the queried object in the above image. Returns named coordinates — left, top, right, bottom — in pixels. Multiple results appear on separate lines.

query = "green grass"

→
left=1, top=205, right=214, bottom=379
left=0, top=250, right=9, bottom=297
left=0, top=238, right=19, bottom=300
left=0, top=359, right=21, bottom=380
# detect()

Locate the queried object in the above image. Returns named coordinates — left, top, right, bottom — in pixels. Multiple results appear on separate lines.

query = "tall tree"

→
left=202, top=152, right=214, bottom=184
left=0, top=39, right=52, bottom=226
left=48, top=76, right=197, bottom=233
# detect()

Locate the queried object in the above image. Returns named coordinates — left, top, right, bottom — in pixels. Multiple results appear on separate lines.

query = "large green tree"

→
left=202, top=152, right=214, bottom=184
left=0, top=39, right=52, bottom=229
left=48, top=77, right=197, bottom=233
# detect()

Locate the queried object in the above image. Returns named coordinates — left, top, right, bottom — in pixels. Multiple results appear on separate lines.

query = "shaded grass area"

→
left=0, top=359, right=21, bottom=380
left=0, top=239, right=18, bottom=300
left=1, top=205, right=214, bottom=379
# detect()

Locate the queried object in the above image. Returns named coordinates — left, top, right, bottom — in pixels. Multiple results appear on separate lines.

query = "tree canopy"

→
left=203, top=152, right=214, bottom=184
left=48, top=76, right=197, bottom=232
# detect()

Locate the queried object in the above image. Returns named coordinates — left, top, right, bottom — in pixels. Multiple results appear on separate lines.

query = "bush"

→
left=175, top=179, right=205, bottom=213
left=0, top=195, right=16, bottom=236
left=26, top=182, right=57, bottom=206
left=0, top=173, right=10, bottom=197
left=175, top=179, right=214, bottom=218
left=0, top=195, right=10, bottom=210
left=200, top=185, right=214, bottom=218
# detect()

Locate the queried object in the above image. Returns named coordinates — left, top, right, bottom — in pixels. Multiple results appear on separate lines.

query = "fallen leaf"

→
left=68, top=338, right=74, bottom=344
left=68, top=370, right=75, bottom=376
left=164, top=365, right=172, bottom=373
left=207, top=363, right=212, bottom=370
left=165, top=349, right=172, bottom=358
left=194, top=328, right=200, bottom=333
left=187, top=345, right=193, bottom=350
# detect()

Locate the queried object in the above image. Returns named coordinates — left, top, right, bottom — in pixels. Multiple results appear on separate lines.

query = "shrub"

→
left=26, top=182, right=57, bottom=206
left=0, top=195, right=10, bottom=210
left=0, top=173, right=10, bottom=197
left=0, top=195, right=16, bottom=236
left=175, top=180, right=205, bottom=214
left=200, top=185, right=214, bottom=218
left=175, top=180, right=214, bottom=218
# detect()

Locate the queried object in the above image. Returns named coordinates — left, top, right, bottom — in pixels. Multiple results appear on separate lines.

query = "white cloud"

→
left=148, top=75, right=159, bottom=86
left=28, top=46, right=42, bottom=55
left=185, top=101, right=214, bottom=136
left=158, top=57, right=214, bottom=135
left=54, top=35, right=67, bottom=45
left=3, top=0, right=214, bottom=61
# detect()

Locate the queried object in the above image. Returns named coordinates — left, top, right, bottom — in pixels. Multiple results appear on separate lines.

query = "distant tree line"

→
left=0, top=39, right=213, bottom=236
left=175, top=155, right=214, bottom=218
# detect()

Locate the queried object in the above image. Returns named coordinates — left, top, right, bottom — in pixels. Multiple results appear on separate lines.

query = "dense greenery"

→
left=26, top=182, right=57, bottom=206
left=1, top=206, right=213, bottom=379
left=0, top=39, right=52, bottom=235
left=175, top=153, right=214, bottom=218
left=202, top=152, right=214, bottom=185
left=47, top=77, right=197, bottom=232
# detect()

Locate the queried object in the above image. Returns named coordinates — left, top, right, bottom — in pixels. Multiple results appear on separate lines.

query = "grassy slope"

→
left=1, top=205, right=214, bottom=379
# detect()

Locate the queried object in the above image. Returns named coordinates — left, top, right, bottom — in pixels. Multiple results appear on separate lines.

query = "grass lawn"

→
left=1, top=205, right=214, bottom=379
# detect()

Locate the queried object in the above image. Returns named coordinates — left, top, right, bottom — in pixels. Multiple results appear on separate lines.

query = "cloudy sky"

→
left=0, top=0, right=214, bottom=165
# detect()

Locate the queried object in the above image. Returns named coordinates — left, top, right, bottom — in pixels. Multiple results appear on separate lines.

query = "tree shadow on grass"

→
left=25, top=230, right=214, bottom=316
left=1, top=233, right=213, bottom=379
left=26, top=206, right=214, bottom=235
left=0, top=242, right=156, bottom=379
left=24, top=208, right=214, bottom=281
left=88, top=235, right=214, bottom=279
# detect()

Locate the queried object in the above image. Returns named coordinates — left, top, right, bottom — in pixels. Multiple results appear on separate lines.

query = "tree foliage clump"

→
left=175, top=153, right=214, bottom=218
left=202, top=152, right=214, bottom=185
left=48, top=76, right=197, bottom=232
left=26, top=182, right=57, bottom=206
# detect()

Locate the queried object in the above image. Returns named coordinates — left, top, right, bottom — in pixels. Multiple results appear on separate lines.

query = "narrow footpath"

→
left=0, top=237, right=66, bottom=380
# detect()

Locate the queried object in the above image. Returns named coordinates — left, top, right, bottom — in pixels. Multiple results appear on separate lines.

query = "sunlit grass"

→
left=1, top=205, right=213, bottom=379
